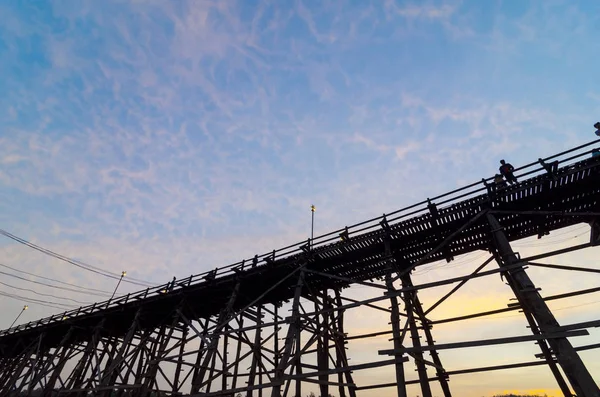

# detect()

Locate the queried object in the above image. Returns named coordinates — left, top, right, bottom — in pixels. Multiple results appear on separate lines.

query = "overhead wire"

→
left=0, top=280, right=93, bottom=305
left=0, top=290, right=75, bottom=311
left=0, top=262, right=111, bottom=295
left=513, top=227, right=589, bottom=249
left=0, top=270, right=111, bottom=297
left=0, top=228, right=155, bottom=287
left=413, top=251, right=489, bottom=276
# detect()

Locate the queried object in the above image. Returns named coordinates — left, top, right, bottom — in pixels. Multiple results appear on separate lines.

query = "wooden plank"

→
left=354, top=359, right=554, bottom=391
left=378, top=330, right=589, bottom=355
left=527, top=262, right=600, bottom=274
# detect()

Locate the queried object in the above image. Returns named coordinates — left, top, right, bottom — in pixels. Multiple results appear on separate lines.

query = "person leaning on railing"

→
left=499, top=159, right=518, bottom=185
left=595, top=121, right=600, bottom=136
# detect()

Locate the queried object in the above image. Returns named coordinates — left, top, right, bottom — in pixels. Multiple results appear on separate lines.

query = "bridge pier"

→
left=401, top=273, right=452, bottom=397
left=487, top=213, right=600, bottom=397
left=385, top=271, right=408, bottom=397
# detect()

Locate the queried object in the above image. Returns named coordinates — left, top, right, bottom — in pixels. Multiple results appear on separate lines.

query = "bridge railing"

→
left=3, top=139, right=600, bottom=337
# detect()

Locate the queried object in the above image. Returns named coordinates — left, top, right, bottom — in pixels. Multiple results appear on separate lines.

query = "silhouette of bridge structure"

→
left=2, top=141, right=600, bottom=397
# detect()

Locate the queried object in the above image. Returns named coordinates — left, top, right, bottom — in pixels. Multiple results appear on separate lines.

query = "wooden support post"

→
left=247, top=305, right=263, bottom=396
left=39, top=336, right=74, bottom=397
left=1, top=335, right=42, bottom=395
left=295, top=309, right=302, bottom=397
left=332, top=289, right=357, bottom=397
left=82, top=336, right=114, bottom=392
left=65, top=319, right=105, bottom=393
left=317, top=291, right=330, bottom=397
left=386, top=271, right=408, bottom=397
left=138, top=309, right=183, bottom=396
left=400, top=274, right=433, bottom=397
left=274, top=304, right=279, bottom=371
left=271, top=270, right=304, bottom=397
left=487, top=213, right=600, bottom=397
left=173, top=327, right=188, bottom=394
left=116, top=328, right=151, bottom=397
left=231, top=316, right=244, bottom=391
left=403, top=273, right=452, bottom=397
left=191, top=282, right=240, bottom=394
left=0, top=357, right=18, bottom=391
left=24, top=333, right=46, bottom=395
left=501, top=270, right=572, bottom=397
left=99, top=309, right=143, bottom=395
left=222, top=329, right=229, bottom=392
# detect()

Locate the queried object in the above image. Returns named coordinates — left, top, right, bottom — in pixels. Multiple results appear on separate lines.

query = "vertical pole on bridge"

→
left=1, top=333, right=43, bottom=396
left=401, top=273, right=452, bottom=397
left=333, top=289, right=357, bottom=397
left=271, top=270, right=304, bottom=397
left=400, top=274, right=433, bottom=397
left=40, top=328, right=75, bottom=396
left=247, top=304, right=263, bottom=394
left=384, top=231, right=408, bottom=397
left=315, top=290, right=331, bottom=397
left=191, top=281, right=241, bottom=394
left=295, top=300, right=303, bottom=397
left=385, top=270, right=408, bottom=397
left=487, top=213, right=600, bottom=397
left=63, top=318, right=105, bottom=396
left=501, top=266, right=573, bottom=397
left=173, top=326, right=188, bottom=395
left=99, top=308, right=143, bottom=396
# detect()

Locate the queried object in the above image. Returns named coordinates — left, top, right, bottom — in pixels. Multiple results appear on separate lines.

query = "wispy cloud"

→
left=1, top=1, right=600, bottom=394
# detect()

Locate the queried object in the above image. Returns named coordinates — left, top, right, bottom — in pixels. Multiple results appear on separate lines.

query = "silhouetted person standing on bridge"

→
left=499, top=160, right=517, bottom=185
left=594, top=122, right=600, bottom=136
left=494, top=174, right=507, bottom=189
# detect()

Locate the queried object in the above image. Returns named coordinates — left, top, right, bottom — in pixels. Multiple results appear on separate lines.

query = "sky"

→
left=1, top=0, right=600, bottom=396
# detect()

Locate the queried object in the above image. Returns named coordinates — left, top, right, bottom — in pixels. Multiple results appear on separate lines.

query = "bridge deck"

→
left=2, top=153, right=600, bottom=357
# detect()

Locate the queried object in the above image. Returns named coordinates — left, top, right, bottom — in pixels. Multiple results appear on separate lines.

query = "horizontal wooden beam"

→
left=536, top=343, right=600, bottom=358
left=521, top=243, right=592, bottom=262
left=433, top=286, right=600, bottom=325
left=283, top=358, right=408, bottom=380
left=528, top=261, right=600, bottom=274
left=354, top=359, right=556, bottom=391
left=304, top=268, right=387, bottom=290
left=346, top=330, right=394, bottom=341
left=378, top=330, right=588, bottom=355
left=301, top=378, right=356, bottom=387
left=491, top=210, right=600, bottom=217
left=556, top=319, right=600, bottom=332
left=294, top=263, right=523, bottom=320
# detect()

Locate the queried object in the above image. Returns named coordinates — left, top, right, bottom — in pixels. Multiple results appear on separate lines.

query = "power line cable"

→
left=0, top=262, right=111, bottom=295
left=0, top=290, right=75, bottom=311
left=507, top=226, right=587, bottom=250
left=513, top=231, right=588, bottom=249
left=0, top=280, right=93, bottom=305
left=0, top=270, right=110, bottom=297
left=0, top=228, right=154, bottom=287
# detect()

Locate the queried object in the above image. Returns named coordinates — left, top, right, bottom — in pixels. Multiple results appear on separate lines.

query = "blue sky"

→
left=1, top=1, right=600, bottom=396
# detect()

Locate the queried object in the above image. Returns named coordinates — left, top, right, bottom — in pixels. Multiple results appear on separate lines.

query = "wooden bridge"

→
left=1, top=140, right=600, bottom=397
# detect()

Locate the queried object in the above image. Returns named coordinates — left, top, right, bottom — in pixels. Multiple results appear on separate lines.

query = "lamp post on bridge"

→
left=311, top=204, right=316, bottom=249
left=9, top=305, right=28, bottom=329
left=110, top=271, right=127, bottom=300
